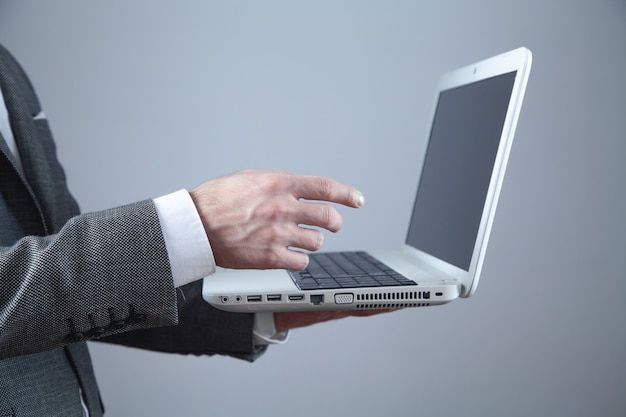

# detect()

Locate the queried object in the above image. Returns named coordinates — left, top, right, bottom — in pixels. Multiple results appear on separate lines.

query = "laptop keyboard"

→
left=288, top=251, right=417, bottom=290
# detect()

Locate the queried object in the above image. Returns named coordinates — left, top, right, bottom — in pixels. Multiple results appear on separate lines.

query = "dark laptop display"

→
left=406, top=71, right=517, bottom=271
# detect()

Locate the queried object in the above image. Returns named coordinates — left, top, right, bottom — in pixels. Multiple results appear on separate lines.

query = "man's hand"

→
left=190, top=170, right=364, bottom=271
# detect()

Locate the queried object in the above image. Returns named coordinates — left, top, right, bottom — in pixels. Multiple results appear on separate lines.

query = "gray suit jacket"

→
left=0, top=45, right=259, bottom=416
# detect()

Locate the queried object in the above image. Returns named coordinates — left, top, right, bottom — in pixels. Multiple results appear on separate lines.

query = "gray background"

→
left=1, top=1, right=625, bottom=416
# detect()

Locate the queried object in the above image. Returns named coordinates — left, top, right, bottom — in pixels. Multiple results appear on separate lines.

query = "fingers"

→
left=290, top=174, right=363, bottom=233
left=296, top=202, right=343, bottom=233
left=272, top=248, right=310, bottom=271
left=291, top=226, right=325, bottom=252
left=294, top=176, right=365, bottom=208
left=264, top=225, right=322, bottom=269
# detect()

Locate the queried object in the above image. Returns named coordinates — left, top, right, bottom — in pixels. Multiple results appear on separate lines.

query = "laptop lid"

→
left=399, top=47, right=532, bottom=298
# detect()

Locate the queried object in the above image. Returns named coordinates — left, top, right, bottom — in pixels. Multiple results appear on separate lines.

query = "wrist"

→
left=153, top=189, right=216, bottom=287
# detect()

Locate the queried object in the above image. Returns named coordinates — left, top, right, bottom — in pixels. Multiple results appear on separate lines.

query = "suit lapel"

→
left=0, top=130, right=20, bottom=171
left=0, top=57, right=41, bottom=178
left=1, top=45, right=81, bottom=234
left=0, top=49, right=50, bottom=233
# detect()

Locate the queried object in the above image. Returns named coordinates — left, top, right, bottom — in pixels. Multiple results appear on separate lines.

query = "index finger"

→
left=294, top=176, right=365, bottom=208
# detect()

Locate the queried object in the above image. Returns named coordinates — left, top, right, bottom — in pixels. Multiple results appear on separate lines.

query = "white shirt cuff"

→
left=154, top=190, right=289, bottom=346
left=153, top=189, right=216, bottom=288
left=253, top=312, right=290, bottom=345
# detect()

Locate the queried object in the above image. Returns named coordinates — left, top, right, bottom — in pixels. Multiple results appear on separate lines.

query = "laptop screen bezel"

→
left=402, top=47, right=532, bottom=298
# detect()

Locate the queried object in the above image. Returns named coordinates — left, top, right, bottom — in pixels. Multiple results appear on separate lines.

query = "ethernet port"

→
left=310, top=294, right=324, bottom=305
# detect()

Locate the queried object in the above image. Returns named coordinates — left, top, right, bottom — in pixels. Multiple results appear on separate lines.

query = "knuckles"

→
left=311, top=231, right=324, bottom=251
left=320, top=205, right=343, bottom=232
left=260, top=245, right=309, bottom=271
left=316, top=177, right=334, bottom=200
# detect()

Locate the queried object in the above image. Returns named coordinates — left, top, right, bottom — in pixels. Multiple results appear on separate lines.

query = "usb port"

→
left=267, top=294, right=282, bottom=302
left=247, top=295, right=262, bottom=302
left=288, top=295, right=304, bottom=301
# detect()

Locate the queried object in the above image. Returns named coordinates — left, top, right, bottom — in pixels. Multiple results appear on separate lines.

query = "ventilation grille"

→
left=355, top=291, right=428, bottom=301
left=354, top=291, right=432, bottom=309
left=356, top=302, right=430, bottom=309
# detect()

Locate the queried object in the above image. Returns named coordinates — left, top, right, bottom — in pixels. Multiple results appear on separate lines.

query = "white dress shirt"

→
left=0, top=86, right=22, bottom=171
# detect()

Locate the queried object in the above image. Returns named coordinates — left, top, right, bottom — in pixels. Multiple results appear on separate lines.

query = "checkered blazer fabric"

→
left=0, top=45, right=258, bottom=416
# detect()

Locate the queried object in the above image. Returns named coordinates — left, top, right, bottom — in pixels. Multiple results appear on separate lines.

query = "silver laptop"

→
left=202, top=47, right=532, bottom=312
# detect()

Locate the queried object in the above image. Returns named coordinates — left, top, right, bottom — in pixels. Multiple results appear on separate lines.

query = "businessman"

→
left=0, top=44, right=378, bottom=416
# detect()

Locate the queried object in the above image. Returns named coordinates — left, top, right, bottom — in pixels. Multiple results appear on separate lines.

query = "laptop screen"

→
left=405, top=71, right=517, bottom=271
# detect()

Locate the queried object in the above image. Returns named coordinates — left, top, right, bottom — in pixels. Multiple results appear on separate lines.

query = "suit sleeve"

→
left=0, top=200, right=180, bottom=359
left=0, top=201, right=259, bottom=361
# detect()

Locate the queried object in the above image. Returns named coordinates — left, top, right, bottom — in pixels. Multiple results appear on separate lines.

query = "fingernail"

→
left=355, top=191, right=365, bottom=207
